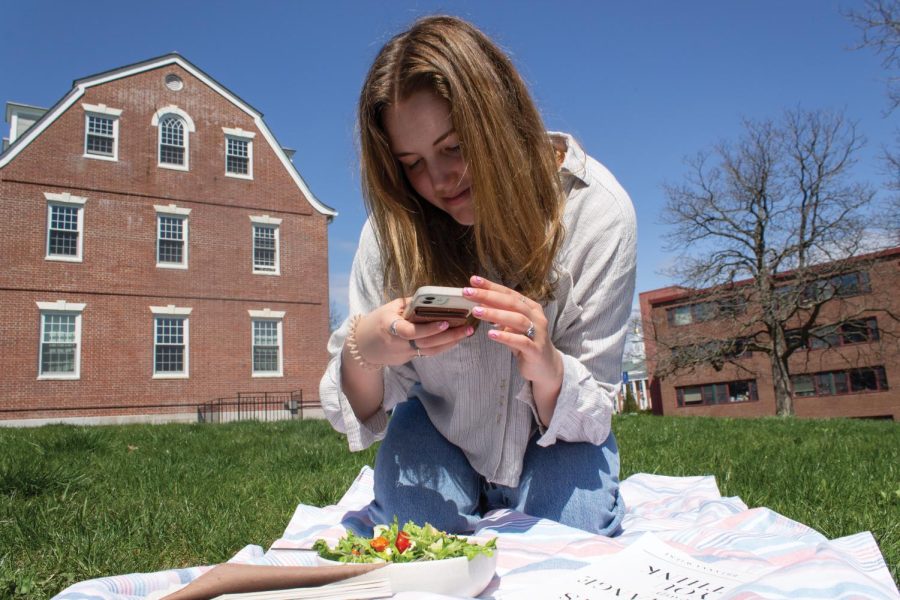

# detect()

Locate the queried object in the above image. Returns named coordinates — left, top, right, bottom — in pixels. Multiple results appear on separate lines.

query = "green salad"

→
left=313, top=520, right=497, bottom=564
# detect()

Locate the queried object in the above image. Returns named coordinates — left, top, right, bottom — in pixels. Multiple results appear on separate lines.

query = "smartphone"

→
left=403, top=286, right=477, bottom=327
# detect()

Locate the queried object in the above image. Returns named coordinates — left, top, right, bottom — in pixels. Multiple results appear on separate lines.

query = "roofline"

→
left=0, top=53, right=337, bottom=219
left=642, top=245, right=900, bottom=306
left=5, top=101, right=48, bottom=123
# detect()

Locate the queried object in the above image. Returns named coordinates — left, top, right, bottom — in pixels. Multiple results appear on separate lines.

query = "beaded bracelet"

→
left=346, top=314, right=383, bottom=371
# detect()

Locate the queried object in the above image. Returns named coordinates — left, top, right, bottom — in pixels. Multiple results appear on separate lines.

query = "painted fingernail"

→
left=473, top=275, right=484, bottom=285
left=466, top=326, right=474, bottom=336
left=472, top=306, right=485, bottom=316
left=463, top=287, right=475, bottom=296
left=438, top=321, right=449, bottom=330
left=488, top=329, right=500, bottom=339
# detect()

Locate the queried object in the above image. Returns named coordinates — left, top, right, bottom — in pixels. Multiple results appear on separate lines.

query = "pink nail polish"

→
left=439, top=321, right=449, bottom=330
left=473, top=276, right=484, bottom=284
left=466, top=326, right=474, bottom=336
left=488, top=329, right=499, bottom=339
left=463, top=287, right=474, bottom=296
left=472, top=306, right=484, bottom=316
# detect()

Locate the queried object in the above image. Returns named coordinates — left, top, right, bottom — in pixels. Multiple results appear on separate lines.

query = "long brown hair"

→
left=358, top=15, right=565, bottom=301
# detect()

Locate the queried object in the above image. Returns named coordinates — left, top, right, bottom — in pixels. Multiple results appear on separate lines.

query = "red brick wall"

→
left=0, top=61, right=331, bottom=420
left=640, top=254, right=900, bottom=420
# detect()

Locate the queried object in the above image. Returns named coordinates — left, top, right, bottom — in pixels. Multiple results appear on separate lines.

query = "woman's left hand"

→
left=463, top=275, right=564, bottom=393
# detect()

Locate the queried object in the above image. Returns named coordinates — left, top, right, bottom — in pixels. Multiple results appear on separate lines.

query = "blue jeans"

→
left=370, top=397, right=625, bottom=535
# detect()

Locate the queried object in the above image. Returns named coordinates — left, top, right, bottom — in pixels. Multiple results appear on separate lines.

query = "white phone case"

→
left=403, top=286, right=477, bottom=326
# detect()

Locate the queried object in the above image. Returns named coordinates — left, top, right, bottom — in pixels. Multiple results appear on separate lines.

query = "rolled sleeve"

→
left=516, top=147, right=637, bottom=448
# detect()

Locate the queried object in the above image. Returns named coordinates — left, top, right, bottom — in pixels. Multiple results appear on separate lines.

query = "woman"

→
left=320, top=15, right=636, bottom=536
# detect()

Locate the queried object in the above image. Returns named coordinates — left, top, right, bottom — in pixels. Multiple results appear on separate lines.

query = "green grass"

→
left=0, top=415, right=897, bottom=598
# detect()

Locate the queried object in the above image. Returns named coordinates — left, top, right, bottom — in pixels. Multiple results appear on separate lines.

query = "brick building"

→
left=640, top=247, right=900, bottom=420
left=0, top=54, right=336, bottom=424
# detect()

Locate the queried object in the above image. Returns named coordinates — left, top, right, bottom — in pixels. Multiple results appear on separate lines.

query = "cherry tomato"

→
left=370, top=536, right=389, bottom=552
left=395, top=531, right=411, bottom=553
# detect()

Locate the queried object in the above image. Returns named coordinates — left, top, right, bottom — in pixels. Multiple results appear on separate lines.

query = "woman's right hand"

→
left=354, top=298, right=474, bottom=366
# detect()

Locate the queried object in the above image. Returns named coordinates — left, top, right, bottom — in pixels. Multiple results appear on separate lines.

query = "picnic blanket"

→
left=54, top=467, right=899, bottom=599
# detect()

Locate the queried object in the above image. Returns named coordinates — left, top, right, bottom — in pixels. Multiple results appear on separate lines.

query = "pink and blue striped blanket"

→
left=54, top=468, right=898, bottom=599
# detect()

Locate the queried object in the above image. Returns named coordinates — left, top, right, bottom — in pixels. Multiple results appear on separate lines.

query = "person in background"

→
left=320, top=15, right=637, bottom=536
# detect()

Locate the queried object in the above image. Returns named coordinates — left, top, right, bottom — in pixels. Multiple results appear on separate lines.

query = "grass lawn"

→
left=0, top=414, right=897, bottom=598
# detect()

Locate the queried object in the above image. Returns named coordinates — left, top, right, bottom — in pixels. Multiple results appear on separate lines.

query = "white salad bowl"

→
left=317, top=551, right=498, bottom=597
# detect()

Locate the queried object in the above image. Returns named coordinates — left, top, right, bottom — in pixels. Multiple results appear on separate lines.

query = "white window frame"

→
left=151, top=106, right=195, bottom=171
left=249, top=309, right=284, bottom=377
left=223, top=127, right=255, bottom=180
left=154, top=204, right=191, bottom=269
left=45, top=192, right=87, bottom=262
left=36, top=300, right=85, bottom=380
left=82, top=103, right=121, bottom=162
left=150, top=305, right=191, bottom=379
left=249, top=215, right=281, bottom=275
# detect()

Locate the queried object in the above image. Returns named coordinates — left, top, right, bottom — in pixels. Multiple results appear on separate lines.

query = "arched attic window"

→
left=151, top=106, right=196, bottom=171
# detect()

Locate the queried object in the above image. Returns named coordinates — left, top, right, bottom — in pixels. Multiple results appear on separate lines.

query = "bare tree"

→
left=657, top=108, right=893, bottom=416
left=848, top=0, right=900, bottom=111
left=848, top=0, right=900, bottom=241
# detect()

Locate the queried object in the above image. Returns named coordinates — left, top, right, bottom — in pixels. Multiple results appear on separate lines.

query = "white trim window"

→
left=159, top=116, right=186, bottom=167
left=45, top=192, right=87, bottom=262
left=151, top=106, right=195, bottom=171
left=82, top=103, right=121, bottom=161
left=249, top=309, right=284, bottom=377
left=151, top=305, right=191, bottom=378
left=249, top=215, right=281, bottom=275
left=37, top=300, right=85, bottom=380
left=223, top=127, right=255, bottom=179
left=155, top=204, right=190, bottom=269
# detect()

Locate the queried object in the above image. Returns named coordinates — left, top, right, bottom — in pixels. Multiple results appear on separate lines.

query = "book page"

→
left=523, top=533, right=770, bottom=600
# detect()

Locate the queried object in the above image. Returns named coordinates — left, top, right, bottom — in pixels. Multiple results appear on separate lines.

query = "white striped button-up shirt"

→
left=320, top=133, right=637, bottom=487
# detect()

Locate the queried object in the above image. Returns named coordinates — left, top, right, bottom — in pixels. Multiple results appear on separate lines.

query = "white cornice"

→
left=44, top=191, right=87, bottom=205
left=249, top=214, right=282, bottom=225
left=150, top=305, right=192, bottom=315
left=154, top=203, right=191, bottom=216
left=36, top=300, right=86, bottom=312
left=248, top=309, right=285, bottom=319
left=222, top=126, right=256, bottom=139
left=82, top=103, right=122, bottom=117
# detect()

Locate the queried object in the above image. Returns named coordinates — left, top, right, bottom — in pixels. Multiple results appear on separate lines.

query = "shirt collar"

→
left=549, top=131, right=590, bottom=187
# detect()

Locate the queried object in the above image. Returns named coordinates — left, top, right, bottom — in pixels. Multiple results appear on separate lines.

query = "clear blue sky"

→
left=2, top=1, right=895, bottom=319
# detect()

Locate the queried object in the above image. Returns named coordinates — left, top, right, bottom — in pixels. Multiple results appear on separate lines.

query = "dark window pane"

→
left=850, top=368, right=877, bottom=392
left=253, top=347, right=279, bottom=372
left=693, top=302, right=716, bottom=322
left=833, top=371, right=849, bottom=394
left=155, top=346, right=184, bottom=372
left=793, top=375, right=815, bottom=397
left=875, top=367, right=888, bottom=391
left=158, top=239, right=183, bottom=263
left=41, top=344, right=75, bottom=374
left=49, top=230, right=78, bottom=255
left=815, top=372, right=836, bottom=396
left=160, top=145, right=185, bottom=165
left=729, top=381, right=752, bottom=402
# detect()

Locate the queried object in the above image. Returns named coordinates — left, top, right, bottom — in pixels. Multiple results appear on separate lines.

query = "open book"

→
left=510, top=533, right=774, bottom=599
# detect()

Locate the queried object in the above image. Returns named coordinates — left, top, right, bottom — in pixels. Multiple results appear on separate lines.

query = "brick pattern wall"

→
left=640, top=254, right=900, bottom=420
left=0, top=61, right=330, bottom=420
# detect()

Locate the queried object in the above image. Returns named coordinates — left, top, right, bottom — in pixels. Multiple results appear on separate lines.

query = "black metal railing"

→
left=196, top=390, right=315, bottom=423
left=0, top=390, right=319, bottom=424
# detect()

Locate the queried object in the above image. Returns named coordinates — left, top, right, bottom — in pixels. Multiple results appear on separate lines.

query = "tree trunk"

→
left=771, top=352, right=795, bottom=416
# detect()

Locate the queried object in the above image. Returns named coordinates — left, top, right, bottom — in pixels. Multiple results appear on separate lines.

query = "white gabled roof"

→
left=0, top=53, right=337, bottom=219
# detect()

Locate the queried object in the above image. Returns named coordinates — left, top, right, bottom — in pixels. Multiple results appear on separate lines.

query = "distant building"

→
left=0, top=54, right=336, bottom=425
left=640, top=248, right=900, bottom=420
